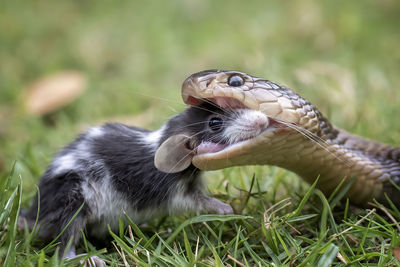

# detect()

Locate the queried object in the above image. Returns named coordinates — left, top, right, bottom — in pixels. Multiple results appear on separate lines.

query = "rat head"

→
left=154, top=102, right=269, bottom=173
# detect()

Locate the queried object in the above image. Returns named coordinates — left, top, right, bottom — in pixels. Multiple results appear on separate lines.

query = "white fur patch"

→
left=223, top=109, right=268, bottom=144
left=82, top=173, right=203, bottom=237
left=143, top=125, right=165, bottom=148
left=52, top=153, right=77, bottom=175
left=168, top=180, right=200, bottom=213
left=82, top=175, right=125, bottom=234
left=76, top=141, right=92, bottom=159
left=82, top=173, right=167, bottom=236
left=87, top=126, right=104, bottom=138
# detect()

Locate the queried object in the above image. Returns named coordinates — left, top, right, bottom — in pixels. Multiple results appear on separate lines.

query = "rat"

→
left=19, top=101, right=269, bottom=266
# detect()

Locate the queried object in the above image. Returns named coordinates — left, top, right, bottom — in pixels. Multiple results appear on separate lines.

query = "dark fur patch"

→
left=90, top=123, right=200, bottom=208
left=23, top=103, right=233, bottom=253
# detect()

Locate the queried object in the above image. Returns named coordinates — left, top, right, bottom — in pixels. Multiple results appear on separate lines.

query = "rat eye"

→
left=208, top=117, right=224, bottom=131
left=228, top=75, right=244, bottom=87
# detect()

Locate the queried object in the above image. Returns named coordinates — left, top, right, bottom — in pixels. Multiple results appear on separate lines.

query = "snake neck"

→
left=332, top=127, right=400, bottom=204
left=280, top=110, right=400, bottom=205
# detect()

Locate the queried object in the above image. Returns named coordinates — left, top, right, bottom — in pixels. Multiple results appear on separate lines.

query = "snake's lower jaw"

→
left=192, top=129, right=280, bottom=170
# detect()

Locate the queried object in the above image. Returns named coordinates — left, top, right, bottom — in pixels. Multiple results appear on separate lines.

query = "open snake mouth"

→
left=180, top=70, right=313, bottom=170
left=181, top=69, right=305, bottom=126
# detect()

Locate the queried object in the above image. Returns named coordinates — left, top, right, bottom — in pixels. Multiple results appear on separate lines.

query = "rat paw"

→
left=214, top=202, right=234, bottom=215
left=203, top=197, right=234, bottom=215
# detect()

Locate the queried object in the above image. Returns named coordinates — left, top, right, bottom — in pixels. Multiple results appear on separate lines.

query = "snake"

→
left=180, top=70, right=400, bottom=206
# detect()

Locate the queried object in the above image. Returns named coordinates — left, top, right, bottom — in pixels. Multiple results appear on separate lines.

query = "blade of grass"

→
left=163, top=214, right=251, bottom=247
left=41, top=201, right=86, bottom=252
left=123, top=212, right=152, bottom=249
left=329, top=177, right=356, bottom=208
left=288, top=177, right=319, bottom=219
left=183, top=230, right=194, bottom=264
left=156, top=233, right=190, bottom=267
left=4, top=176, right=22, bottom=267
left=317, top=243, right=339, bottom=267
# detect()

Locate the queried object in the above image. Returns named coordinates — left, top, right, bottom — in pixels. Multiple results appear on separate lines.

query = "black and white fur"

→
left=21, top=102, right=268, bottom=264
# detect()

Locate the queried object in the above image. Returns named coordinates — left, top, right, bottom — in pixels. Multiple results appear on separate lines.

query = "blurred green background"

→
left=0, top=0, right=399, bottom=203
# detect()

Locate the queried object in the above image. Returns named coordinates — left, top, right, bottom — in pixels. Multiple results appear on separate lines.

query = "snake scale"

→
left=181, top=70, right=400, bottom=206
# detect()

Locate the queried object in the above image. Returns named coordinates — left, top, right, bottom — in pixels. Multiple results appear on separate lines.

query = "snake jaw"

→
left=191, top=121, right=289, bottom=170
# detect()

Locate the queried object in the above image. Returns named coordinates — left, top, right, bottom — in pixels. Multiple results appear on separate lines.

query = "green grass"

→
left=1, top=0, right=400, bottom=266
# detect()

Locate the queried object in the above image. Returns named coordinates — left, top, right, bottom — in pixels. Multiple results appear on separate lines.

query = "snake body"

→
left=181, top=70, right=400, bottom=206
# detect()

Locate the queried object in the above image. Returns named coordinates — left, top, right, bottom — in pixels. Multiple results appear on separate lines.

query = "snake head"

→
left=181, top=70, right=396, bottom=205
left=182, top=70, right=310, bottom=124
left=181, top=70, right=321, bottom=170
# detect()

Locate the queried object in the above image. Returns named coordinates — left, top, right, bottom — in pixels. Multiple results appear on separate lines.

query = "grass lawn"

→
left=1, top=0, right=400, bottom=266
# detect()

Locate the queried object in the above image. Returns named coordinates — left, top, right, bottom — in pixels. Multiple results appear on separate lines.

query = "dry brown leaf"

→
left=23, top=71, right=87, bottom=116
left=394, top=247, right=400, bottom=261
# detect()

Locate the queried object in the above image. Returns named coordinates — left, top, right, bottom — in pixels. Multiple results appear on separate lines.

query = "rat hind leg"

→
left=22, top=172, right=90, bottom=255
left=57, top=201, right=87, bottom=258
left=56, top=205, right=107, bottom=266
left=23, top=171, right=106, bottom=265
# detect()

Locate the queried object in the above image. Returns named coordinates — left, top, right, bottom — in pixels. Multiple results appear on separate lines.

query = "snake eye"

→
left=208, top=117, right=224, bottom=131
left=228, top=75, right=244, bottom=87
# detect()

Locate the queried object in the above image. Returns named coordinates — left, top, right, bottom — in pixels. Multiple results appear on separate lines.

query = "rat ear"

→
left=154, top=134, right=193, bottom=173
